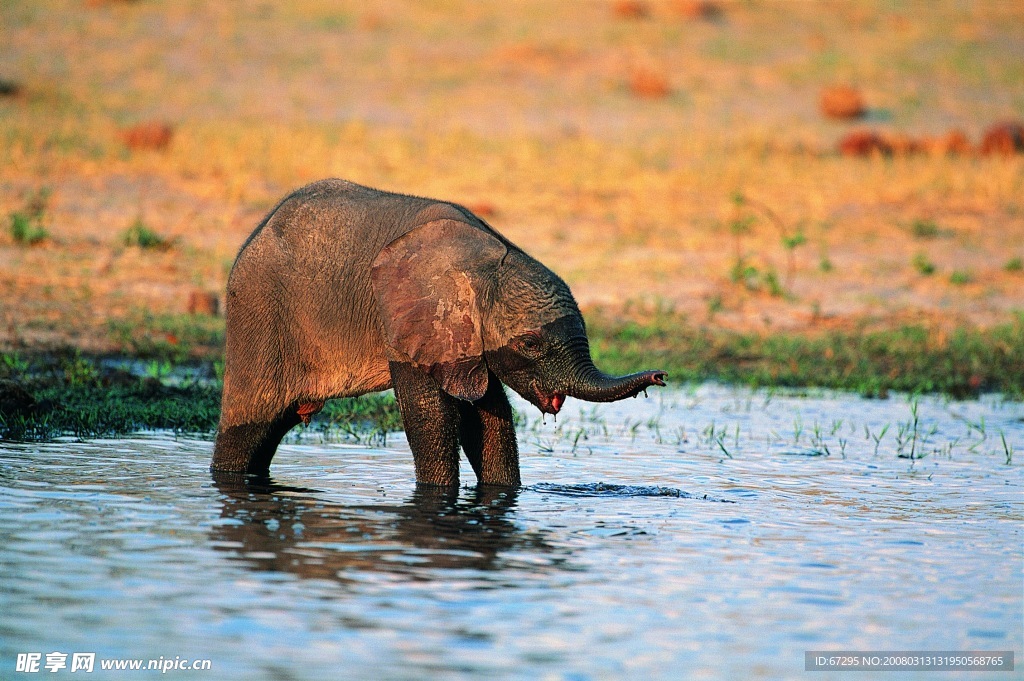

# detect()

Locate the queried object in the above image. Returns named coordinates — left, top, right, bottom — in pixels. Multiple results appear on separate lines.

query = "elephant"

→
left=212, top=179, right=666, bottom=486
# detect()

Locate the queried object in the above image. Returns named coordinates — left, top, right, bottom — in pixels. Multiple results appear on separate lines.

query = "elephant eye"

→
left=515, top=332, right=544, bottom=356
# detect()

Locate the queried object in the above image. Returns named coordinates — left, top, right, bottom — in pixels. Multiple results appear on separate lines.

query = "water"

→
left=1, top=385, right=1021, bottom=680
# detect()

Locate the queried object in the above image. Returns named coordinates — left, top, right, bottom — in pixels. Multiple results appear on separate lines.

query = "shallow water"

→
left=1, top=386, right=1021, bottom=680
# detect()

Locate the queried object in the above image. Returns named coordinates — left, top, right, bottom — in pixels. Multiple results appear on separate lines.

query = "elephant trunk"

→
left=564, top=353, right=667, bottom=403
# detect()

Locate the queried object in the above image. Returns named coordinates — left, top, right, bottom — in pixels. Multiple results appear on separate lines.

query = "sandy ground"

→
left=1, top=0, right=1022, bottom=352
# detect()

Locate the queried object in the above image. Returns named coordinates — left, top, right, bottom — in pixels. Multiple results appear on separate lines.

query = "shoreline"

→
left=3, top=312, right=1021, bottom=443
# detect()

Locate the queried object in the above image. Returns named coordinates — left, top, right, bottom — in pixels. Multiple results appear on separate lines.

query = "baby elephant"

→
left=213, top=179, right=666, bottom=486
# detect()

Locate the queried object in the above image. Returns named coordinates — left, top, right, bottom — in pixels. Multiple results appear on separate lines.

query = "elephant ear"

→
left=370, top=219, right=506, bottom=402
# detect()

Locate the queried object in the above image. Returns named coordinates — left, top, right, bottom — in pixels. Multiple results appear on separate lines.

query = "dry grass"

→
left=1, top=0, right=1022, bottom=353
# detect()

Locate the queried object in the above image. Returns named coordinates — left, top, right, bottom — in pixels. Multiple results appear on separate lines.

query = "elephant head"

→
left=370, top=218, right=666, bottom=415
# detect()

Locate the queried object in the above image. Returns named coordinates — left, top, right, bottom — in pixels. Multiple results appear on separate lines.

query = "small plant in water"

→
left=714, top=433, right=733, bottom=459
left=145, top=359, right=173, bottom=381
left=896, top=398, right=925, bottom=460
left=62, top=355, right=100, bottom=388
left=868, top=423, right=890, bottom=456
left=1, top=352, right=30, bottom=376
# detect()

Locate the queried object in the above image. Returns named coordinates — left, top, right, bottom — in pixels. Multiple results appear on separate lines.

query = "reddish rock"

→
left=118, top=121, right=174, bottom=151
left=629, top=68, right=671, bottom=99
left=881, top=132, right=925, bottom=157
left=673, top=0, right=723, bottom=21
left=612, top=0, right=650, bottom=19
left=979, top=121, right=1024, bottom=156
left=86, top=0, right=140, bottom=7
left=819, top=85, right=865, bottom=120
left=837, top=130, right=892, bottom=157
left=928, top=128, right=973, bottom=156
left=187, top=290, right=220, bottom=317
left=467, top=201, right=499, bottom=219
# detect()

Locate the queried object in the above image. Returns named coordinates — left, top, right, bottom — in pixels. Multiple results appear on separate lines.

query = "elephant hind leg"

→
left=212, top=409, right=302, bottom=475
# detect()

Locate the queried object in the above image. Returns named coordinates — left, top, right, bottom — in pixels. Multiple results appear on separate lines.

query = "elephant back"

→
left=220, top=180, right=493, bottom=423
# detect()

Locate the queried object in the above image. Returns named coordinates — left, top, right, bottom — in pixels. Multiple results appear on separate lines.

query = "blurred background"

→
left=1, top=0, right=1022, bottom=355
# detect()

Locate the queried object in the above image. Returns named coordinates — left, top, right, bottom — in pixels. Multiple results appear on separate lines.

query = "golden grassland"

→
left=1, top=0, right=1022, bottom=354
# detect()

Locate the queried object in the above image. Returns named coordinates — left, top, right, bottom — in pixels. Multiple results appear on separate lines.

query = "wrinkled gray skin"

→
left=213, top=179, right=666, bottom=486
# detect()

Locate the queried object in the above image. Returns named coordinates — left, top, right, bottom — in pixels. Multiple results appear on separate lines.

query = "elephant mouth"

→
left=534, top=389, right=566, bottom=415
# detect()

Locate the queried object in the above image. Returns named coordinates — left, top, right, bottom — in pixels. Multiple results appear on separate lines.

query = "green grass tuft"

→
left=10, top=211, right=49, bottom=245
left=107, top=311, right=225, bottom=361
left=949, top=269, right=974, bottom=285
left=586, top=310, right=1024, bottom=399
left=0, top=353, right=403, bottom=443
left=121, top=218, right=171, bottom=250
left=8, top=187, right=51, bottom=245
left=910, top=219, right=941, bottom=239
left=912, top=252, right=936, bottom=276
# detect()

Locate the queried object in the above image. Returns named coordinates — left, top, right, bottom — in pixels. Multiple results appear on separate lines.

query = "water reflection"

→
left=211, top=473, right=564, bottom=583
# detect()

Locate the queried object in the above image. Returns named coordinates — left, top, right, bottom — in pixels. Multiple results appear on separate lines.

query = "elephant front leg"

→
left=389, top=361, right=462, bottom=486
left=456, top=373, right=520, bottom=487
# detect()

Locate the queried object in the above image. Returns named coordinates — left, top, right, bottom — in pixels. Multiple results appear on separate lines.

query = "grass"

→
left=586, top=309, right=1024, bottom=399
left=9, top=211, right=48, bottom=245
left=912, top=252, right=936, bottom=276
left=311, top=394, right=404, bottom=445
left=0, top=351, right=401, bottom=443
left=518, top=383, right=1013, bottom=469
left=121, top=218, right=171, bottom=250
left=910, top=219, right=942, bottom=239
left=8, top=187, right=50, bottom=245
left=107, top=311, right=225, bottom=361
left=949, top=269, right=974, bottom=286
left=3, top=308, right=1022, bottom=444
left=0, top=354, right=222, bottom=441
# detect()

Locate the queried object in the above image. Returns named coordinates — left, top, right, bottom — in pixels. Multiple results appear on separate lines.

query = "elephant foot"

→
left=212, top=410, right=301, bottom=475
